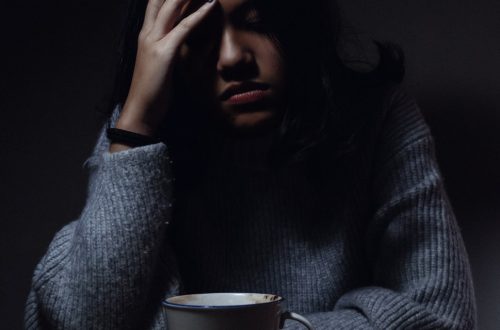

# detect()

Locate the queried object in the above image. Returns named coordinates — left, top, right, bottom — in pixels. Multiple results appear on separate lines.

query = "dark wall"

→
left=2, top=0, right=499, bottom=328
left=1, top=1, right=128, bottom=327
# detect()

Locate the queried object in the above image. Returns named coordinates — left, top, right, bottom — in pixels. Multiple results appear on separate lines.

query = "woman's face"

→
left=178, top=0, right=287, bottom=133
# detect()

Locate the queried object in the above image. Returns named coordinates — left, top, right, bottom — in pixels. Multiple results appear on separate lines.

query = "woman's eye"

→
left=244, top=17, right=267, bottom=30
left=241, top=9, right=267, bottom=30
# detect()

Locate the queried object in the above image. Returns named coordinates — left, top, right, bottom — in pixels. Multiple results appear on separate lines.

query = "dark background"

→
left=1, top=0, right=499, bottom=328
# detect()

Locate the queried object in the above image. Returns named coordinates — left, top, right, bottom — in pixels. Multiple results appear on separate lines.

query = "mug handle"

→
left=279, top=311, right=314, bottom=329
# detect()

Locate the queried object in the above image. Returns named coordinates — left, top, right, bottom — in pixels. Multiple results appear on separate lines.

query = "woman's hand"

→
left=111, top=0, right=217, bottom=152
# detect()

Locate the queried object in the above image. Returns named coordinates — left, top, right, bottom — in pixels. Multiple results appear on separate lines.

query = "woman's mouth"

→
left=224, top=89, right=270, bottom=106
left=220, top=81, right=271, bottom=106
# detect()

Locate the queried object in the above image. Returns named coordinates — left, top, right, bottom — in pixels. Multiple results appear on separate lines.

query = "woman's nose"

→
left=216, top=29, right=253, bottom=76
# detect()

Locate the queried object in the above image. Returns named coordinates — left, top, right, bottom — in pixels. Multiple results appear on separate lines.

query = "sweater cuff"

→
left=102, top=142, right=170, bottom=172
left=89, top=141, right=173, bottom=221
left=80, top=142, right=174, bottom=241
left=100, top=142, right=172, bottom=192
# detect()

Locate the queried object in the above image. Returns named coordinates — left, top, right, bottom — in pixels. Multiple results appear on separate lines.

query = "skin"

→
left=177, top=0, right=287, bottom=132
left=110, top=0, right=286, bottom=152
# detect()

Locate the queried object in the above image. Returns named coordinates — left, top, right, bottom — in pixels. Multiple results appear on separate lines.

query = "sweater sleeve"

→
left=24, top=106, right=180, bottom=329
left=284, top=87, right=477, bottom=329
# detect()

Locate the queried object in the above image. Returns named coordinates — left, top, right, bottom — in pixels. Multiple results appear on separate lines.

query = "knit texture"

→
left=25, top=84, right=476, bottom=329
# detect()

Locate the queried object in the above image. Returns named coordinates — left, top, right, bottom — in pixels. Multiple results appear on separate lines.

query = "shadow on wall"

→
left=419, top=91, right=500, bottom=329
left=421, top=92, right=500, bottom=205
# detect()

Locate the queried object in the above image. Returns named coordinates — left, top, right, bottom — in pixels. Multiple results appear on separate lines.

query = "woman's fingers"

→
left=141, top=0, right=166, bottom=35
left=115, top=0, right=217, bottom=139
left=149, top=0, right=192, bottom=40
left=159, top=0, right=217, bottom=48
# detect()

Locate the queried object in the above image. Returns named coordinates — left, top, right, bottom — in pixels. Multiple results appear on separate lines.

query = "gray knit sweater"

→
left=25, top=85, right=476, bottom=329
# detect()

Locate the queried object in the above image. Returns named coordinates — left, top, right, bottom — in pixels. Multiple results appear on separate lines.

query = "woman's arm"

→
left=24, top=106, right=180, bottom=329
left=284, top=87, right=477, bottom=329
left=25, top=0, right=223, bottom=324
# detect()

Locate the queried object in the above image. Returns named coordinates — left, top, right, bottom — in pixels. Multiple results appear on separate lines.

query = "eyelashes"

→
left=244, top=9, right=267, bottom=30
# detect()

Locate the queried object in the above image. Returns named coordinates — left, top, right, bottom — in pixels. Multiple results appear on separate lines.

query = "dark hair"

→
left=103, top=0, right=404, bottom=171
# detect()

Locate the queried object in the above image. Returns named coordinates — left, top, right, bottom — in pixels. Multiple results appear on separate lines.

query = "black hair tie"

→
left=106, top=127, right=161, bottom=147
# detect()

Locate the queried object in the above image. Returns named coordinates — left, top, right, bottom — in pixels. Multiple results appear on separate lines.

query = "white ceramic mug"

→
left=162, top=292, right=314, bottom=330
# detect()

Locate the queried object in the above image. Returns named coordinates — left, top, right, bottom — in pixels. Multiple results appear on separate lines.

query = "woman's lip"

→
left=224, top=89, right=270, bottom=105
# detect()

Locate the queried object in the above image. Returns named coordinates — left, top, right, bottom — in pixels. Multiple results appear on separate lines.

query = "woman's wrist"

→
left=115, top=114, right=157, bottom=137
left=108, top=99, right=168, bottom=153
left=107, top=127, right=161, bottom=154
left=117, top=99, right=166, bottom=137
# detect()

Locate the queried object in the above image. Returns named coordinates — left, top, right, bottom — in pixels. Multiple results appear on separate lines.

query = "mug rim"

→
left=162, top=292, right=284, bottom=310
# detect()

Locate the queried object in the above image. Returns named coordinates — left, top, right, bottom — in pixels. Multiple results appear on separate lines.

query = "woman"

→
left=25, top=0, right=477, bottom=328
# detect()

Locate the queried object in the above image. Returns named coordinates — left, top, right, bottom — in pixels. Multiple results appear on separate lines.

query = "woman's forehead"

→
left=217, top=0, right=253, bottom=13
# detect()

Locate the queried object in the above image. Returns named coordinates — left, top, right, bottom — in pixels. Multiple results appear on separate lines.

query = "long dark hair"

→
left=103, top=0, right=404, bottom=171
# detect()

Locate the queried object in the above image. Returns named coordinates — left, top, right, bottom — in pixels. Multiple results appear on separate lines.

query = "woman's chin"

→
left=212, top=110, right=279, bottom=136
left=232, top=110, right=275, bottom=127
